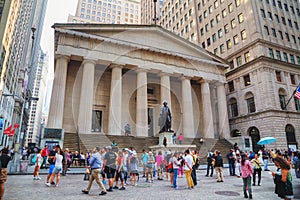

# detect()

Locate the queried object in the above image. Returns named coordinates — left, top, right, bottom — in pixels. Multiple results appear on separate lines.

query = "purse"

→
left=84, top=168, right=90, bottom=181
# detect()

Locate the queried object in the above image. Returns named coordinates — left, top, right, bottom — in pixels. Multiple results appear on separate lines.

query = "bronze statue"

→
left=159, top=101, right=173, bottom=133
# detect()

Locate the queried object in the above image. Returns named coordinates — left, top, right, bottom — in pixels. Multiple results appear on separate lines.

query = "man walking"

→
left=103, top=146, right=117, bottom=192
left=41, top=145, right=49, bottom=169
left=184, top=149, right=194, bottom=189
left=262, top=148, right=269, bottom=171
left=206, top=151, right=214, bottom=177
left=82, top=147, right=107, bottom=196
left=227, top=149, right=236, bottom=176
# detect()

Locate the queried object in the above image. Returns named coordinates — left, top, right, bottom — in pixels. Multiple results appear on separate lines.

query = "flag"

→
left=4, top=125, right=12, bottom=134
left=295, top=86, right=300, bottom=100
left=8, top=129, right=15, bottom=136
left=14, top=124, right=20, bottom=129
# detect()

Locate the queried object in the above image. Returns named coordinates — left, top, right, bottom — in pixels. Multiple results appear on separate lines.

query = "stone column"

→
left=77, top=59, right=96, bottom=134
left=201, top=80, right=214, bottom=138
left=181, top=77, right=195, bottom=138
left=136, top=69, right=148, bottom=137
left=160, top=73, right=171, bottom=108
left=216, top=82, right=230, bottom=139
left=47, top=55, right=69, bottom=128
left=108, top=64, right=123, bottom=135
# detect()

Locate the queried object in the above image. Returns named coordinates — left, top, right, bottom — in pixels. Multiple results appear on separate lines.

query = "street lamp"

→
left=153, top=0, right=159, bottom=25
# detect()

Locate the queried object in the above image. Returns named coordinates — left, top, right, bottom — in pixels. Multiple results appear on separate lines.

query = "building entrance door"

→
left=249, top=127, right=261, bottom=153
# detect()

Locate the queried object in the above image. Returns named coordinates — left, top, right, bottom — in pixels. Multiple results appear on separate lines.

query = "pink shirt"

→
left=156, top=155, right=163, bottom=166
left=178, top=135, right=184, bottom=141
left=241, top=160, right=253, bottom=178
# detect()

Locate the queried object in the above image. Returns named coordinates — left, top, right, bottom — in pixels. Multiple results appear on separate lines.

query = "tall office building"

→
left=160, top=0, right=300, bottom=151
left=141, top=0, right=166, bottom=24
left=0, top=0, right=48, bottom=148
left=68, top=0, right=141, bottom=24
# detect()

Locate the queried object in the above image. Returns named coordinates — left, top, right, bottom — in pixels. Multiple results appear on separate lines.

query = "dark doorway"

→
left=249, top=127, right=261, bottom=153
left=285, top=124, right=298, bottom=149
left=148, top=108, right=154, bottom=137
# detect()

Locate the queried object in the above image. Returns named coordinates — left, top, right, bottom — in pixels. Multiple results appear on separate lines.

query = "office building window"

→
left=216, top=14, right=221, bottom=23
left=276, top=50, right=281, bottom=60
left=264, top=26, right=270, bottom=35
left=237, top=56, right=242, bottom=66
left=269, top=48, right=274, bottom=58
left=295, top=22, right=299, bottom=30
left=227, top=40, right=232, bottom=49
left=92, top=110, right=102, bottom=132
left=282, top=17, right=286, bottom=25
left=205, top=24, right=209, bottom=32
left=271, top=28, right=277, bottom=37
left=200, top=28, right=204, bottom=35
left=228, top=3, right=233, bottom=13
left=275, top=14, right=279, bottom=23
left=210, top=19, right=215, bottom=27
left=212, top=33, right=217, bottom=42
left=244, top=74, right=251, bottom=86
left=284, top=3, right=288, bottom=11
left=222, top=9, right=227, bottom=18
left=209, top=6, right=213, bottom=13
left=241, top=30, right=247, bottom=40
left=202, top=42, right=205, bottom=48
left=268, top=12, right=273, bottom=20
left=278, top=1, right=282, bottom=9
left=279, top=95, right=286, bottom=110
left=214, top=1, right=219, bottom=8
left=231, top=19, right=236, bottom=28
left=297, top=56, right=300, bottom=65
left=207, top=38, right=211, bottom=46
left=224, top=24, right=229, bottom=33
left=290, top=74, right=296, bottom=85
left=244, top=52, right=250, bottom=62
left=214, top=48, right=218, bottom=55
left=199, top=15, right=202, bottom=23
left=288, top=19, right=292, bottom=27
left=238, top=13, right=244, bottom=23
left=283, top=52, right=288, bottom=62
left=233, top=35, right=239, bottom=44
left=261, top=9, right=266, bottom=18
left=285, top=33, right=290, bottom=42
left=276, top=71, right=282, bottom=82
left=228, top=81, right=235, bottom=92
left=204, top=10, right=207, bottom=18
left=278, top=30, right=283, bottom=40
left=295, top=98, right=300, bottom=111
left=220, top=44, right=225, bottom=53
left=290, top=54, right=295, bottom=64
left=229, top=98, right=239, bottom=117
left=235, top=0, right=241, bottom=7
left=246, top=96, right=256, bottom=113
left=218, top=29, right=223, bottom=38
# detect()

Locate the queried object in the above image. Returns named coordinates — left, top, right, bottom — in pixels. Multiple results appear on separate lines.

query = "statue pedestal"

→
left=150, top=132, right=196, bottom=152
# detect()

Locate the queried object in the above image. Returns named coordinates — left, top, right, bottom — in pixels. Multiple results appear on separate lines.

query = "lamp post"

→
left=153, top=0, right=158, bottom=25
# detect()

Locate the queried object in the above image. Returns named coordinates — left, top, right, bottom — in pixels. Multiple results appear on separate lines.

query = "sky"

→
left=40, top=0, right=77, bottom=75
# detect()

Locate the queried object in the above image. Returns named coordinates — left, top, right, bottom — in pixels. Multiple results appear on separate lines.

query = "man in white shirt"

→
left=184, top=149, right=194, bottom=189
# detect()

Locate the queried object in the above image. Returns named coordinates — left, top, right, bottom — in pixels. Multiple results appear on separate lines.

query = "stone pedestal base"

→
left=150, top=132, right=196, bottom=152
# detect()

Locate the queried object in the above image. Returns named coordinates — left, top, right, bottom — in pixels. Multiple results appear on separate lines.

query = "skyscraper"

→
left=68, top=0, right=141, bottom=24
left=159, top=0, right=300, bottom=150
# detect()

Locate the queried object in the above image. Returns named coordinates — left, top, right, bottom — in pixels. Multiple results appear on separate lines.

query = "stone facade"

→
left=48, top=24, right=230, bottom=141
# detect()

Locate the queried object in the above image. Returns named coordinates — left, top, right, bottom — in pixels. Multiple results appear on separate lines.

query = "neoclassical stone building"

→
left=47, top=24, right=230, bottom=142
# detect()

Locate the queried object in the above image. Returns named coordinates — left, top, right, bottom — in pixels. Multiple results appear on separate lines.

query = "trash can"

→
left=20, top=160, right=29, bottom=173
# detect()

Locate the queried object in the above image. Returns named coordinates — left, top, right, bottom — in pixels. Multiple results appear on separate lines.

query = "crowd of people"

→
left=0, top=142, right=299, bottom=199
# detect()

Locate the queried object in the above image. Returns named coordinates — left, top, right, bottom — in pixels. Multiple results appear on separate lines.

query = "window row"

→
left=260, top=0, right=300, bottom=16
left=207, top=30, right=247, bottom=54
left=198, top=0, right=240, bottom=13
left=263, top=25, right=300, bottom=44
left=268, top=48, right=300, bottom=65
left=260, top=9, right=299, bottom=30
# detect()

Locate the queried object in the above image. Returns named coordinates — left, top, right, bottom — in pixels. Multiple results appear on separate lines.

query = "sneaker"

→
left=51, top=182, right=56, bottom=185
left=107, top=188, right=113, bottom=192
left=252, top=183, right=255, bottom=186
left=37, top=177, right=42, bottom=180
left=119, top=187, right=125, bottom=190
left=82, top=190, right=89, bottom=194
left=113, top=186, right=118, bottom=189
left=45, top=182, right=51, bottom=187
left=33, top=177, right=37, bottom=180
left=99, top=191, right=107, bottom=196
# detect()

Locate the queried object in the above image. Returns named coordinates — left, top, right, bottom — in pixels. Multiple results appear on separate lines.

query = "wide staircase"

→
left=63, top=133, right=233, bottom=163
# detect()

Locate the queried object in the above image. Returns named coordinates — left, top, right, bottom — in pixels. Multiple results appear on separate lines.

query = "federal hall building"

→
left=46, top=24, right=232, bottom=150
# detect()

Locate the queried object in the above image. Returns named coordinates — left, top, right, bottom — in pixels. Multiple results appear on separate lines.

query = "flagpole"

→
left=283, top=82, right=300, bottom=110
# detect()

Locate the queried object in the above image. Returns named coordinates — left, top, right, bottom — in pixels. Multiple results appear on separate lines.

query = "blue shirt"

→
left=89, top=152, right=102, bottom=169
left=142, top=153, right=148, bottom=164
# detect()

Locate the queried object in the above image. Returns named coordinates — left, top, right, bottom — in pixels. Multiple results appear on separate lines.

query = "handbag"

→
left=31, top=154, right=37, bottom=164
left=84, top=168, right=90, bottom=181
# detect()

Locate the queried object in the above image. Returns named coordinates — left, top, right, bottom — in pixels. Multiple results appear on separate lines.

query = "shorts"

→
left=115, top=171, right=124, bottom=181
left=48, top=164, right=55, bottom=175
left=53, top=166, right=62, bottom=174
left=0, top=168, right=7, bottom=183
left=105, top=166, right=116, bottom=179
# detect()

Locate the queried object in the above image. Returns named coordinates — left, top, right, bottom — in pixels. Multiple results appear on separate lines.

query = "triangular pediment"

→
left=53, top=24, right=228, bottom=68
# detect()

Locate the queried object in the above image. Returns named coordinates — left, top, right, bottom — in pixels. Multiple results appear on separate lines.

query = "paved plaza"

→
left=4, top=165, right=300, bottom=200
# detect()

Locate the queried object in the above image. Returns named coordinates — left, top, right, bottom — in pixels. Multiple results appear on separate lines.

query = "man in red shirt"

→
left=41, top=145, right=49, bottom=169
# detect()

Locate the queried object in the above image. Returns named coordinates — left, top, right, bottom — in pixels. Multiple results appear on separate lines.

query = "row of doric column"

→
left=48, top=56, right=230, bottom=139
